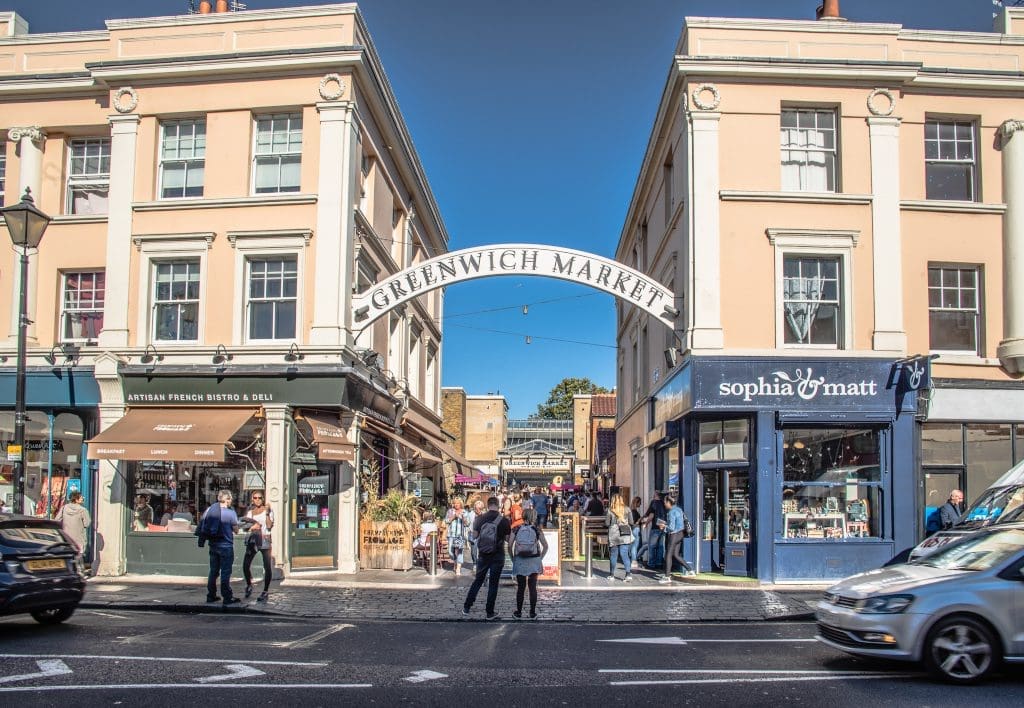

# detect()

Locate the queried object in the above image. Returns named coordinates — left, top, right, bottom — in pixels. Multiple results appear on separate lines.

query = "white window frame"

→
left=928, top=263, right=982, bottom=356
left=781, top=107, right=838, bottom=193
left=354, top=254, right=379, bottom=351
left=251, top=112, right=303, bottom=195
left=229, top=231, right=309, bottom=345
left=60, top=269, right=105, bottom=344
left=134, top=234, right=212, bottom=347
left=425, top=342, right=438, bottom=412
left=768, top=229, right=857, bottom=350
left=0, top=140, right=6, bottom=203
left=924, top=117, right=978, bottom=202
left=158, top=118, right=206, bottom=200
left=66, top=137, right=111, bottom=215
left=408, top=322, right=422, bottom=402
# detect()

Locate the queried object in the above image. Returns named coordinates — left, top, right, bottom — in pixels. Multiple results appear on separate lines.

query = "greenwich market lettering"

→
left=718, top=369, right=879, bottom=403
left=353, top=244, right=678, bottom=329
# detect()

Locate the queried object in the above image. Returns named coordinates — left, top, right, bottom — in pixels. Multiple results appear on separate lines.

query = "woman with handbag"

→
left=445, top=497, right=470, bottom=576
left=605, top=493, right=634, bottom=582
left=242, top=491, right=274, bottom=601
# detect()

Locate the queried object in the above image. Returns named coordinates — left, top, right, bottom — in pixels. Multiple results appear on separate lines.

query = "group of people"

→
left=603, top=490, right=694, bottom=584
left=198, top=489, right=275, bottom=607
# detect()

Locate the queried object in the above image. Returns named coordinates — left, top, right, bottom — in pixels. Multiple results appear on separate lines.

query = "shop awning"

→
left=362, top=419, right=442, bottom=463
left=305, top=414, right=355, bottom=462
left=401, top=410, right=471, bottom=469
left=86, top=407, right=256, bottom=462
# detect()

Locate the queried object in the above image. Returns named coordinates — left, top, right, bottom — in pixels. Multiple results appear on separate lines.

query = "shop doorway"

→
left=290, top=462, right=338, bottom=569
left=923, top=468, right=964, bottom=535
left=698, top=467, right=752, bottom=576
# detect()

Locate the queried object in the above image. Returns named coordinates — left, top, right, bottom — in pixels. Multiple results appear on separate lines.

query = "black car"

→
left=0, top=513, right=87, bottom=624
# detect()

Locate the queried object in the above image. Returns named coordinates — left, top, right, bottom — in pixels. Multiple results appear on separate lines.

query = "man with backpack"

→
left=463, top=496, right=511, bottom=620
left=197, top=490, right=240, bottom=606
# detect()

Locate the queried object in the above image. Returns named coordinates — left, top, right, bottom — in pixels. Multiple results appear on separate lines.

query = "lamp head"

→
left=2, top=188, right=51, bottom=249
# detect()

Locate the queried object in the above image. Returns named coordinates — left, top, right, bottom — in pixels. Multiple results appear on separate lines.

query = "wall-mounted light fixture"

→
left=140, top=344, right=164, bottom=364
left=284, top=343, right=305, bottom=362
left=212, top=344, right=233, bottom=365
left=43, top=343, right=81, bottom=366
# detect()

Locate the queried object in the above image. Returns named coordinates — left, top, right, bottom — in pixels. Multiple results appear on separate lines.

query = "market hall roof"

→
left=497, top=439, right=574, bottom=457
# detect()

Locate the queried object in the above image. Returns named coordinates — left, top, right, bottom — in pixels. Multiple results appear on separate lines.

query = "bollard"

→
left=429, top=532, right=438, bottom=576
left=584, top=534, right=593, bottom=578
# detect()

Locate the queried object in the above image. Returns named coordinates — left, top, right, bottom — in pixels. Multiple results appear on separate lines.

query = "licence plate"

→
left=25, top=559, right=67, bottom=572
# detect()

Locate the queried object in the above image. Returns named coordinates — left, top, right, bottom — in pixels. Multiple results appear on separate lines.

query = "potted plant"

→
left=360, top=489, right=421, bottom=570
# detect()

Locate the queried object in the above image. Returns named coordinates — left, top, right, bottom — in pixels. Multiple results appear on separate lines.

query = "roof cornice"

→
left=684, top=16, right=902, bottom=36
left=675, top=57, right=920, bottom=82
left=0, top=72, right=96, bottom=94
left=105, top=3, right=357, bottom=31
left=86, top=46, right=361, bottom=81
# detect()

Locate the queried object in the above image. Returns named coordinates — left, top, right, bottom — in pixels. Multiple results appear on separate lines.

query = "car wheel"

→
left=30, top=607, right=75, bottom=625
left=923, top=615, right=1000, bottom=684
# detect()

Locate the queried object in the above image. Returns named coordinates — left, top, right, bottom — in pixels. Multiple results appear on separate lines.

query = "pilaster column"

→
left=310, top=101, right=360, bottom=348
left=338, top=412, right=359, bottom=574
left=98, top=114, right=140, bottom=349
left=867, top=116, right=907, bottom=352
left=92, top=352, right=126, bottom=576
left=261, top=404, right=290, bottom=575
left=689, top=111, right=724, bottom=350
left=7, top=127, right=45, bottom=344
left=997, top=119, right=1024, bottom=373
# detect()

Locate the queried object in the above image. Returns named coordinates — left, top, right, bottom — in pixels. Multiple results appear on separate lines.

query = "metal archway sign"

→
left=352, top=243, right=679, bottom=329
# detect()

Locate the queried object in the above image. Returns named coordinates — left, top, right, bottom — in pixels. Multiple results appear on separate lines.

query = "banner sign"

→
left=538, top=528, right=562, bottom=584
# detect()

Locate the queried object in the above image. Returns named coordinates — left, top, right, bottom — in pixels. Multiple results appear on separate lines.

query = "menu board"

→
left=559, top=512, right=580, bottom=560
left=538, top=528, right=561, bottom=584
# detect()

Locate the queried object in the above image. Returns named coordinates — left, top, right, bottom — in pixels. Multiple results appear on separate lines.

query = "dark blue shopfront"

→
left=0, top=367, right=100, bottom=519
left=651, top=357, right=919, bottom=583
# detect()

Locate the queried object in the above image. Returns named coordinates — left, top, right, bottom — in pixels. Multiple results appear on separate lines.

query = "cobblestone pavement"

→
left=82, top=570, right=822, bottom=623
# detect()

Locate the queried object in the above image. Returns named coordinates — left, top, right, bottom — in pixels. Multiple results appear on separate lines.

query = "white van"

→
left=909, top=459, right=1024, bottom=560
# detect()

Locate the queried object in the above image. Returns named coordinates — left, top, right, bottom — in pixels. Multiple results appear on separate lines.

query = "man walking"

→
left=201, top=490, right=240, bottom=606
left=531, top=487, right=550, bottom=528
left=640, top=491, right=667, bottom=570
left=463, top=496, right=511, bottom=620
left=939, top=489, right=965, bottom=530
left=658, top=494, right=693, bottom=583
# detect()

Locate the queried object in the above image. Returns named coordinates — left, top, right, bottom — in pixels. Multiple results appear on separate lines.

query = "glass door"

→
left=724, top=471, right=751, bottom=576
left=290, top=463, right=337, bottom=569
left=923, top=469, right=963, bottom=535
left=699, top=471, right=722, bottom=572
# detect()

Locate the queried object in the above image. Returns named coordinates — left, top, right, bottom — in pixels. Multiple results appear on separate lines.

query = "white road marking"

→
left=83, top=611, right=130, bottom=620
left=0, top=653, right=327, bottom=667
left=0, top=683, right=371, bottom=692
left=195, top=664, right=266, bottom=683
left=601, top=669, right=899, bottom=675
left=404, top=670, right=448, bottom=683
left=608, top=673, right=916, bottom=686
left=116, top=628, right=175, bottom=645
left=598, top=637, right=817, bottom=645
left=273, top=623, right=353, bottom=649
left=0, top=660, right=73, bottom=684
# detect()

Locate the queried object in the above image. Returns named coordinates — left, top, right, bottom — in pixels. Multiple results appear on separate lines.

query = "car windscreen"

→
left=958, top=485, right=1024, bottom=528
left=0, top=525, right=72, bottom=551
left=915, top=527, right=1024, bottom=571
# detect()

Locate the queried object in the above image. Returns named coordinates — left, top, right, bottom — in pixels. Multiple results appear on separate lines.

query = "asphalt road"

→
left=0, top=609, right=1020, bottom=705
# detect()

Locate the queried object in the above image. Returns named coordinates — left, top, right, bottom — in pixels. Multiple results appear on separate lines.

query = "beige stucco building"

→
left=441, top=387, right=506, bottom=478
left=0, top=3, right=453, bottom=576
left=616, top=3, right=1024, bottom=581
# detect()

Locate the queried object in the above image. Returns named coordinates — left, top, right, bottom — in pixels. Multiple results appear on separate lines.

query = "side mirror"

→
left=1019, top=567, right=1024, bottom=580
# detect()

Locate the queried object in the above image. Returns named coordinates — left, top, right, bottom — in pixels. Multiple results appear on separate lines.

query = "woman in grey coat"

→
left=56, top=491, right=92, bottom=554
left=509, top=509, right=548, bottom=619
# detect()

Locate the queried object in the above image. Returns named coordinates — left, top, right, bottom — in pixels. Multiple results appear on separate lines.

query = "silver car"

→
left=816, top=523, right=1024, bottom=684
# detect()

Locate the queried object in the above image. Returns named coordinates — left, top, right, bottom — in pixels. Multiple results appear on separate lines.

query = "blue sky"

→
left=20, top=1, right=997, bottom=417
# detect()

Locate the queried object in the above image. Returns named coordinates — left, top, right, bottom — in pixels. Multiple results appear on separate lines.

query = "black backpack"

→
left=476, top=517, right=500, bottom=554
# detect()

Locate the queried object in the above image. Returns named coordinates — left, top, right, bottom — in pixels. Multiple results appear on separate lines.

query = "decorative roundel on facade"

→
left=113, top=86, right=139, bottom=113
left=866, top=88, right=896, bottom=117
left=270, top=485, right=280, bottom=502
left=691, top=83, right=721, bottom=111
left=318, top=73, right=346, bottom=101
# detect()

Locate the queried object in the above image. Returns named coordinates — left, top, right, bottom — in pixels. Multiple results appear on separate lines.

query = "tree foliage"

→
left=534, top=377, right=609, bottom=419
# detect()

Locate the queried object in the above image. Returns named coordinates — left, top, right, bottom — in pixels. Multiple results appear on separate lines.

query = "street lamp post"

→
left=2, top=188, right=51, bottom=515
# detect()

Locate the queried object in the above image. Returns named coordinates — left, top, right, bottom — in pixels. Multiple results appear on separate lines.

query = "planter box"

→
left=360, top=518, right=414, bottom=570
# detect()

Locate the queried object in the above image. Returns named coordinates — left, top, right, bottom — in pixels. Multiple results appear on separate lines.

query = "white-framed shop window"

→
left=159, top=118, right=206, bottom=199
left=768, top=229, right=857, bottom=350
left=60, top=270, right=105, bottom=343
left=66, top=138, right=111, bottom=214
left=252, top=113, right=302, bottom=194
left=134, top=234, right=213, bottom=346
left=228, top=231, right=309, bottom=345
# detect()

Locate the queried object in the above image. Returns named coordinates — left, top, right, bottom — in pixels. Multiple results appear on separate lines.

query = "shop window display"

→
left=128, top=462, right=248, bottom=532
left=782, top=427, right=882, bottom=539
left=0, top=411, right=86, bottom=516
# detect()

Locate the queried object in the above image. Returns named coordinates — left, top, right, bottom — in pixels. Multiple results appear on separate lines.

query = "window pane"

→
left=274, top=302, right=296, bottom=339
left=279, top=156, right=301, bottom=191
left=783, top=428, right=880, bottom=482
left=782, top=483, right=881, bottom=539
left=249, top=302, right=274, bottom=340
left=922, top=423, right=963, bottom=465
left=926, top=163, right=973, bottom=201
left=929, top=310, right=977, bottom=351
left=965, top=424, right=1012, bottom=499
